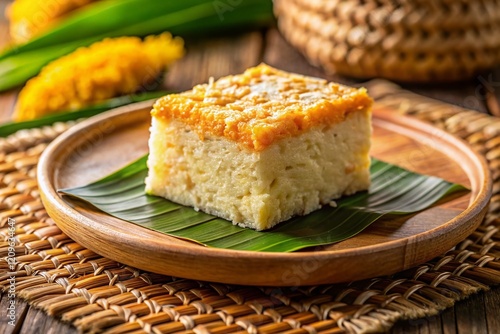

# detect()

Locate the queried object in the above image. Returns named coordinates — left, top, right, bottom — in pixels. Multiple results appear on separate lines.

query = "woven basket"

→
left=274, top=0, right=500, bottom=82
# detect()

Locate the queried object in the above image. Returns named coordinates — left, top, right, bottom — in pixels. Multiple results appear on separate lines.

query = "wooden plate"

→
left=38, top=101, right=491, bottom=286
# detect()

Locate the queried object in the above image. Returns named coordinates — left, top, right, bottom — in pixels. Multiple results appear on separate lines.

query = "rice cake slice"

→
left=145, top=64, right=373, bottom=231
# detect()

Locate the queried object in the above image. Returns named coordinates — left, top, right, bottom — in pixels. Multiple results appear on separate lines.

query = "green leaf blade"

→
left=0, top=92, right=166, bottom=137
left=59, top=157, right=468, bottom=252
left=0, top=0, right=273, bottom=90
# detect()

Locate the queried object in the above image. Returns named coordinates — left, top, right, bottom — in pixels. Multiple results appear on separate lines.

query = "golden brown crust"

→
left=152, top=64, right=372, bottom=151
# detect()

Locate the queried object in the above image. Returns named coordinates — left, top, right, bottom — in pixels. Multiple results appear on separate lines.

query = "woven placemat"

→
left=1, top=81, right=500, bottom=334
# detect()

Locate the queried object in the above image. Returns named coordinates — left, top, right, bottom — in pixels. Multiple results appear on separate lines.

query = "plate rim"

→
left=37, top=100, right=492, bottom=285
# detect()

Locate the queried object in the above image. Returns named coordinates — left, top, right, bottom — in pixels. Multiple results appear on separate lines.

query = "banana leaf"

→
left=0, top=91, right=166, bottom=137
left=60, top=157, right=467, bottom=252
left=0, top=0, right=273, bottom=91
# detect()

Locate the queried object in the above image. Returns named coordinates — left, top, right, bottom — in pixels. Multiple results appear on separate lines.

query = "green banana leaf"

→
left=0, top=0, right=273, bottom=91
left=60, top=157, right=467, bottom=252
left=0, top=91, right=166, bottom=137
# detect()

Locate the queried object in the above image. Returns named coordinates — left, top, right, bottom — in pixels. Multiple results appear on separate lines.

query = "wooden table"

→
left=0, top=2, right=499, bottom=333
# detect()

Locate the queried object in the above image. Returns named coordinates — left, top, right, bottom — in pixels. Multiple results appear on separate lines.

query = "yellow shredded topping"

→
left=6, top=0, right=99, bottom=43
left=13, top=33, right=184, bottom=121
left=152, top=64, right=373, bottom=151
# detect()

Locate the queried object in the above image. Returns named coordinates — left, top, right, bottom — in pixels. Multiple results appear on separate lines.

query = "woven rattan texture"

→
left=1, top=82, right=500, bottom=334
left=274, top=0, right=500, bottom=82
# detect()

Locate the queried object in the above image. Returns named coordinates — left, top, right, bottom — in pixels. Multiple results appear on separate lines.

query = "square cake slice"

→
left=145, top=64, right=373, bottom=231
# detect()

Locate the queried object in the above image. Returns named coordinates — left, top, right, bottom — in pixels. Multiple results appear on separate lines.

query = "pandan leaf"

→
left=0, top=0, right=273, bottom=91
left=0, top=91, right=166, bottom=137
